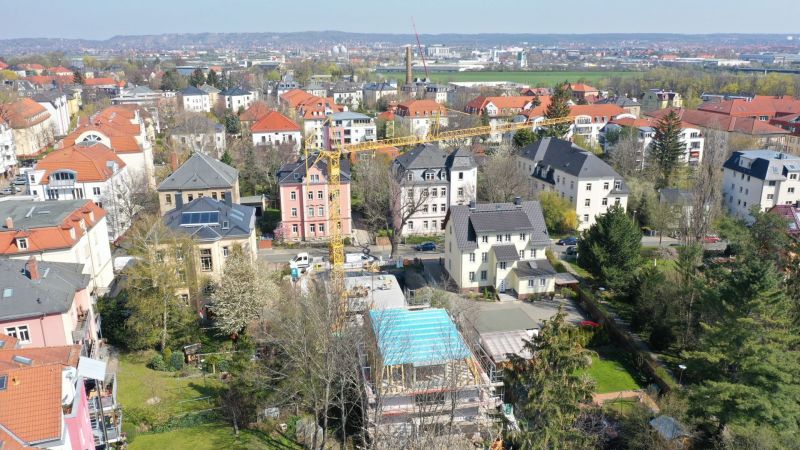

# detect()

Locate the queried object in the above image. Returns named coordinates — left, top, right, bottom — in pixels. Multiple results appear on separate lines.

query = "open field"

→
left=375, top=70, right=641, bottom=86
left=128, top=423, right=302, bottom=450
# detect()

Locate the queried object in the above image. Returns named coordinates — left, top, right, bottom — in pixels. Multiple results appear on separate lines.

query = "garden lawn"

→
left=375, top=71, right=640, bottom=86
left=117, top=353, right=222, bottom=416
left=580, top=349, right=644, bottom=394
left=128, top=423, right=302, bottom=450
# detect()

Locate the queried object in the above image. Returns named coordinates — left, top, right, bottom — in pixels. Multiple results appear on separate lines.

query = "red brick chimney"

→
left=4, top=217, right=12, bottom=229
left=26, top=255, right=40, bottom=281
left=170, top=152, right=179, bottom=171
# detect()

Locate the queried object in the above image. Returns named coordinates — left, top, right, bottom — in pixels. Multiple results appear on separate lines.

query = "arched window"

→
left=82, top=134, right=102, bottom=142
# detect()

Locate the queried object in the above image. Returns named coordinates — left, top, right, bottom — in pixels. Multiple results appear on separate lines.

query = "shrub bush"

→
left=168, top=352, right=185, bottom=371
left=561, top=287, right=576, bottom=299
left=648, top=324, right=675, bottom=351
left=148, top=354, right=167, bottom=371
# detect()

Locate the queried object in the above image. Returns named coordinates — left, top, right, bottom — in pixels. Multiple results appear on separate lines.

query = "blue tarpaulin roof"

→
left=369, top=308, right=472, bottom=367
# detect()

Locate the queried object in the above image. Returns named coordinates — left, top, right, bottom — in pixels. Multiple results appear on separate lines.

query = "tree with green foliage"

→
left=650, top=110, right=685, bottom=187
left=220, top=150, right=233, bottom=166
left=513, top=128, right=538, bottom=148
left=577, top=205, right=641, bottom=290
left=224, top=113, right=241, bottom=134
left=541, top=81, right=572, bottom=139
left=539, top=191, right=578, bottom=233
left=72, top=70, right=84, bottom=85
left=684, top=256, right=800, bottom=439
left=206, top=68, right=220, bottom=88
left=160, top=69, right=184, bottom=91
left=504, top=308, right=597, bottom=449
left=188, top=68, right=205, bottom=87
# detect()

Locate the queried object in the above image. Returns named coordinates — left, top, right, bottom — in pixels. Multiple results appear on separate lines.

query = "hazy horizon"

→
left=3, top=0, right=799, bottom=40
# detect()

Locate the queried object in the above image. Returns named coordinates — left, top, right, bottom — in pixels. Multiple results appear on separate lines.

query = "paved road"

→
left=258, top=243, right=444, bottom=266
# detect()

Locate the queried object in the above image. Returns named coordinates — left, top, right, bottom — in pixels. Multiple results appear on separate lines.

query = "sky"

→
left=2, top=0, right=799, bottom=40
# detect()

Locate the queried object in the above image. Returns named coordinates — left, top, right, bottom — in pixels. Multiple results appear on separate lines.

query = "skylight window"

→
left=12, top=355, right=32, bottom=366
left=2, top=288, right=12, bottom=298
left=0, top=375, right=7, bottom=390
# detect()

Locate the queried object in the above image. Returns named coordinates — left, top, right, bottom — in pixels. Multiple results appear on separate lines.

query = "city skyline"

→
left=3, top=0, right=799, bottom=40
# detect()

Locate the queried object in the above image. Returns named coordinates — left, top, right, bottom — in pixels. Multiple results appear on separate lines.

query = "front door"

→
left=498, top=279, right=506, bottom=293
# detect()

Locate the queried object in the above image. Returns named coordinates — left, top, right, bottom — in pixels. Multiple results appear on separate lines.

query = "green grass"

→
left=128, top=423, right=302, bottom=450
left=376, top=70, right=641, bottom=86
left=580, top=348, right=644, bottom=394
left=117, top=353, right=222, bottom=416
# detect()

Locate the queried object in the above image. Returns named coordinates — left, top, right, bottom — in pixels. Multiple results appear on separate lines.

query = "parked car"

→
left=557, top=236, right=578, bottom=246
left=565, top=246, right=578, bottom=256
left=703, top=235, right=721, bottom=243
left=0, top=187, right=14, bottom=195
left=12, top=178, right=27, bottom=186
left=414, top=242, right=437, bottom=252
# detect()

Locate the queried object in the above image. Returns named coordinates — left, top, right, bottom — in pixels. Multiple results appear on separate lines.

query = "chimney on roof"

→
left=25, top=255, right=40, bottom=281
left=514, top=196, right=522, bottom=207
left=405, top=46, right=413, bottom=86
left=468, top=200, right=476, bottom=211
left=4, top=216, right=13, bottom=229
left=170, top=151, right=179, bottom=172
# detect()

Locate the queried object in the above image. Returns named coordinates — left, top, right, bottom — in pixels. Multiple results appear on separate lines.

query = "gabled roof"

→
left=465, top=96, right=535, bottom=114
left=394, top=143, right=448, bottom=171
left=219, top=87, right=250, bottom=96
left=569, top=83, right=598, bottom=92
left=0, top=345, right=81, bottom=372
left=445, top=201, right=550, bottom=252
left=197, top=84, right=220, bottom=95
left=157, top=151, right=238, bottom=192
left=277, top=156, right=351, bottom=185
left=239, top=101, right=271, bottom=123
left=162, top=197, right=255, bottom=241
left=520, top=138, right=626, bottom=183
left=492, top=244, right=520, bottom=261
left=568, top=104, right=625, bottom=119
left=396, top=99, right=447, bottom=117
left=513, top=259, right=557, bottom=278
left=180, top=86, right=206, bottom=96
left=251, top=111, right=301, bottom=133
left=35, top=142, right=126, bottom=184
left=280, top=89, right=316, bottom=108
left=722, top=150, right=800, bottom=181
left=646, top=107, right=789, bottom=136
left=83, top=77, right=117, bottom=87
left=0, top=200, right=106, bottom=255
left=4, top=98, right=50, bottom=129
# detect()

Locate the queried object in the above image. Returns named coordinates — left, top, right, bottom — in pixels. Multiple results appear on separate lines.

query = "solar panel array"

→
left=180, top=211, right=219, bottom=226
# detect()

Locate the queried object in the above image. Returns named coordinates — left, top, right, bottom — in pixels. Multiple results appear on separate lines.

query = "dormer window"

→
left=16, top=238, right=27, bottom=250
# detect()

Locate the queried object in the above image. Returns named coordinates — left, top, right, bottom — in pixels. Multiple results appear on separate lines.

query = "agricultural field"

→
left=375, top=70, right=641, bottom=86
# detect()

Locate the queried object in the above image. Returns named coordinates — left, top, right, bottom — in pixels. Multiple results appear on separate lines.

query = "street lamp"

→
left=678, top=364, right=687, bottom=385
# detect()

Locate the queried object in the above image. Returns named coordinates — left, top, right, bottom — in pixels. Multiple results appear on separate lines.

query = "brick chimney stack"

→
left=170, top=152, right=179, bottom=171
left=25, top=256, right=40, bottom=281
left=4, top=217, right=13, bottom=229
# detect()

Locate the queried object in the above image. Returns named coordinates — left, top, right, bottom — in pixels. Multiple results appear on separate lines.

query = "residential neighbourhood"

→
left=1, top=7, right=799, bottom=450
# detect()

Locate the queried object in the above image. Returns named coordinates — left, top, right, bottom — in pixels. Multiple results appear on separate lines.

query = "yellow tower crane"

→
left=304, top=115, right=574, bottom=310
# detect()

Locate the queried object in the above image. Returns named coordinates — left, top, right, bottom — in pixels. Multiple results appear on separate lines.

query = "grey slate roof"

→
left=722, top=150, right=800, bottom=181
left=445, top=201, right=550, bottom=252
left=395, top=144, right=448, bottom=170
left=180, top=86, right=206, bottom=96
left=446, top=147, right=477, bottom=170
left=162, top=197, right=255, bottom=242
left=521, top=137, right=621, bottom=179
left=198, top=84, right=220, bottom=94
left=157, top=152, right=238, bottom=192
left=0, top=259, right=89, bottom=321
left=492, top=244, right=520, bottom=262
left=220, top=87, right=250, bottom=96
left=0, top=199, right=90, bottom=230
left=277, top=156, right=351, bottom=185
left=513, top=259, right=557, bottom=278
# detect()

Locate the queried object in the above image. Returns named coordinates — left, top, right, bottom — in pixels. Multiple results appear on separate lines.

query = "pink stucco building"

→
left=277, top=157, right=353, bottom=241
left=0, top=257, right=100, bottom=359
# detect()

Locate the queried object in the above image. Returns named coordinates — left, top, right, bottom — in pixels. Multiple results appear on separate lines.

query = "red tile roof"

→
left=647, top=107, right=790, bottom=136
left=46, top=67, right=72, bottom=75
left=36, top=142, right=126, bottom=184
left=569, top=83, right=598, bottom=93
left=280, top=89, right=316, bottom=108
left=59, top=105, right=144, bottom=154
left=0, top=334, right=18, bottom=349
left=0, top=61, right=8, bottom=70
left=239, top=101, right=271, bottom=123
left=0, top=346, right=81, bottom=371
left=465, top=96, right=541, bottom=115
left=377, top=111, right=396, bottom=121
left=83, top=77, right=117, bottom=87
left=396, top=99, right=448, bottom=117
left=0, top=364, right=63, bottom=444
left=568, top=104, right=625, bottom=120
left=0, top=201, right=107, bottom=255
left=251, top=111, right=301, bottom=133
left=4, top=98, right=50, bottom=129
left=697, top=96, right=800, bottom=119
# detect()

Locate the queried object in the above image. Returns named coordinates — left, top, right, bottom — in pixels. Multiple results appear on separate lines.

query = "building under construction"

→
left=359, top=308, right=496, bottom=442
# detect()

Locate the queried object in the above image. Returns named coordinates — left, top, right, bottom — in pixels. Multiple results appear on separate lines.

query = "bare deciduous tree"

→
left=688, top=129, right=729, bottom=242
left=478, top=144, right=533, bottom=203
left=608, top=131, right=645, bottom=178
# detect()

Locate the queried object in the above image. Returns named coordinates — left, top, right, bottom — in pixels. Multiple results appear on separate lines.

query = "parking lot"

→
left=1, top=174, right=28, bottom=197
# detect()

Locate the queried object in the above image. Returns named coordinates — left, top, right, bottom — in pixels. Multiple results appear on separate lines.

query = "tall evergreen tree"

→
left=541, top=81, right=572, bottom=139
left=577, top=205, right=641, bottom=290
left=504, top=309, right=596, bottom=449
left=206, top=68, right=220, bottom=88
left=513, top=128, right=538, bottom=148
left=650, top=110, right=685, bottom=187
left=188, top=68, right=206, bottom=87
left=72, top=70, right=84, bottom=85
left=160, top=69, right=184, bottom=91
left=220, top=150, right=233, bottom=166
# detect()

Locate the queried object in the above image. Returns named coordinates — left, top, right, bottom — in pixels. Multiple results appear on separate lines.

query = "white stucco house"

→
left=722, top=150, right=800, bottom=222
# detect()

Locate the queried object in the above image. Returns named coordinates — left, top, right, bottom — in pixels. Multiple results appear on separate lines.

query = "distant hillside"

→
left=0, top=31, right=797, bottom=55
